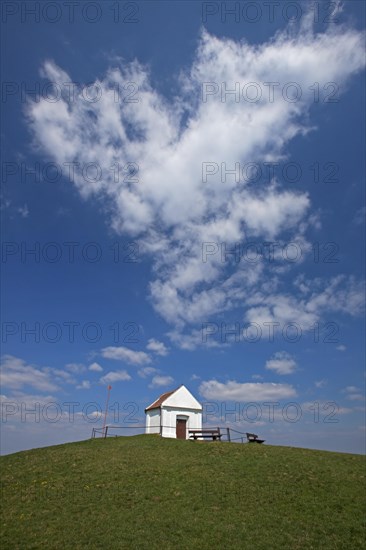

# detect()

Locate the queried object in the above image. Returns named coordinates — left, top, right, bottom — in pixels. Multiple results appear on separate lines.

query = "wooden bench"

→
left=246, top=432, right=265, bottom=444
left=189, top=428, right=222, bottom=441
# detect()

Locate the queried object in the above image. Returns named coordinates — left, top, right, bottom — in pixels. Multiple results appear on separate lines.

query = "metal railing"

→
left=91, top=425, right=260, bottom=443
left=91, top=425, right=146, bottom=439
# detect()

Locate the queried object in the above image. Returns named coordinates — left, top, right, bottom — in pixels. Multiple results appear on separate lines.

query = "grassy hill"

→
left=1, top=435, right=365, bottom=549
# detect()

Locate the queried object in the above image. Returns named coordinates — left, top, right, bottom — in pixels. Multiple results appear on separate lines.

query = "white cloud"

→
left=0, top=392, right=102, bottom=455
left=138, top=367, right=159, bottom=378
left=17, top=204, right=29, bottom=218
left=26, top=17, right=365, bottom=344
left=52, top=369, right=76, bottom=384
left=76, top=380, right=91, bottom=390
left=101, top=346, right=151, bottom=365
left=0, top=355, right=59, bottom=392
left=167, top=327, right=224, bottom=351
left=199, top=380, right=297, bottom=401
left=345, top=386, right=359, bottom=393
left=234, top=188, right=310, bottom=240
left=100, top=370, right=131, bottom=384
left=336, top=345, right=346, bottom=352
left=65, top=363, right=86, bottom=374
left=88, top=362, right=103, bottom=372
left=149, top=375, right=174, bottom=388
left=347, top=394, right=365, bottom=402
left=265, top=351, right=297, bottom=375
left=146, top=339, right=169, bottom=356
left=342, top=386, right=365, bottom=402
left=245, top=276, right=364, bottom=330
left=353, top=206, right=366, bottom=226
left=302, top=401, right=353, bottom=416
left=315, top=379, right=327, bottom=389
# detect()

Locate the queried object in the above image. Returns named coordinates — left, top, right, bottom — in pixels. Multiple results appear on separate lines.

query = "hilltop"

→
left=1, top=435, right=365, bottom=549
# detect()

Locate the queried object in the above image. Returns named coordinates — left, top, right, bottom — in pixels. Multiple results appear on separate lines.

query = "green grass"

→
left=1, top=435, right=365, bottom=549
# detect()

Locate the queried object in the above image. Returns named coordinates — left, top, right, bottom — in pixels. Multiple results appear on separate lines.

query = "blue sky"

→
left=1, top=1, right=365, bottom=455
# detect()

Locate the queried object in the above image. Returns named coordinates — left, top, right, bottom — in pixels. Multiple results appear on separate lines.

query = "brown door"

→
left=176, top=419, right=187, bottom=439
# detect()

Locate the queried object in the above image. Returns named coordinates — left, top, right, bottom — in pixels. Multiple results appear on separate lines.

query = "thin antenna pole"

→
left=102, top=385, right=112, bottom=437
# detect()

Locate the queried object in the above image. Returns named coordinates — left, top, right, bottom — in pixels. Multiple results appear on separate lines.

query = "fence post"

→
left=227, top=427, right=231, bottom=442
left=104, top=426, right=108, bottom=439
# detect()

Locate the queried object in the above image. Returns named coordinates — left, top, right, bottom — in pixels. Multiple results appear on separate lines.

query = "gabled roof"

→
left=144, top=387, right=180, bottom=412
left=145, top=384, right=202, bottom=412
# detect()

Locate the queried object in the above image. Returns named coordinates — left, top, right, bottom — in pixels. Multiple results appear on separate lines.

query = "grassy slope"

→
left=1, top=435, right=365, bottom=549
